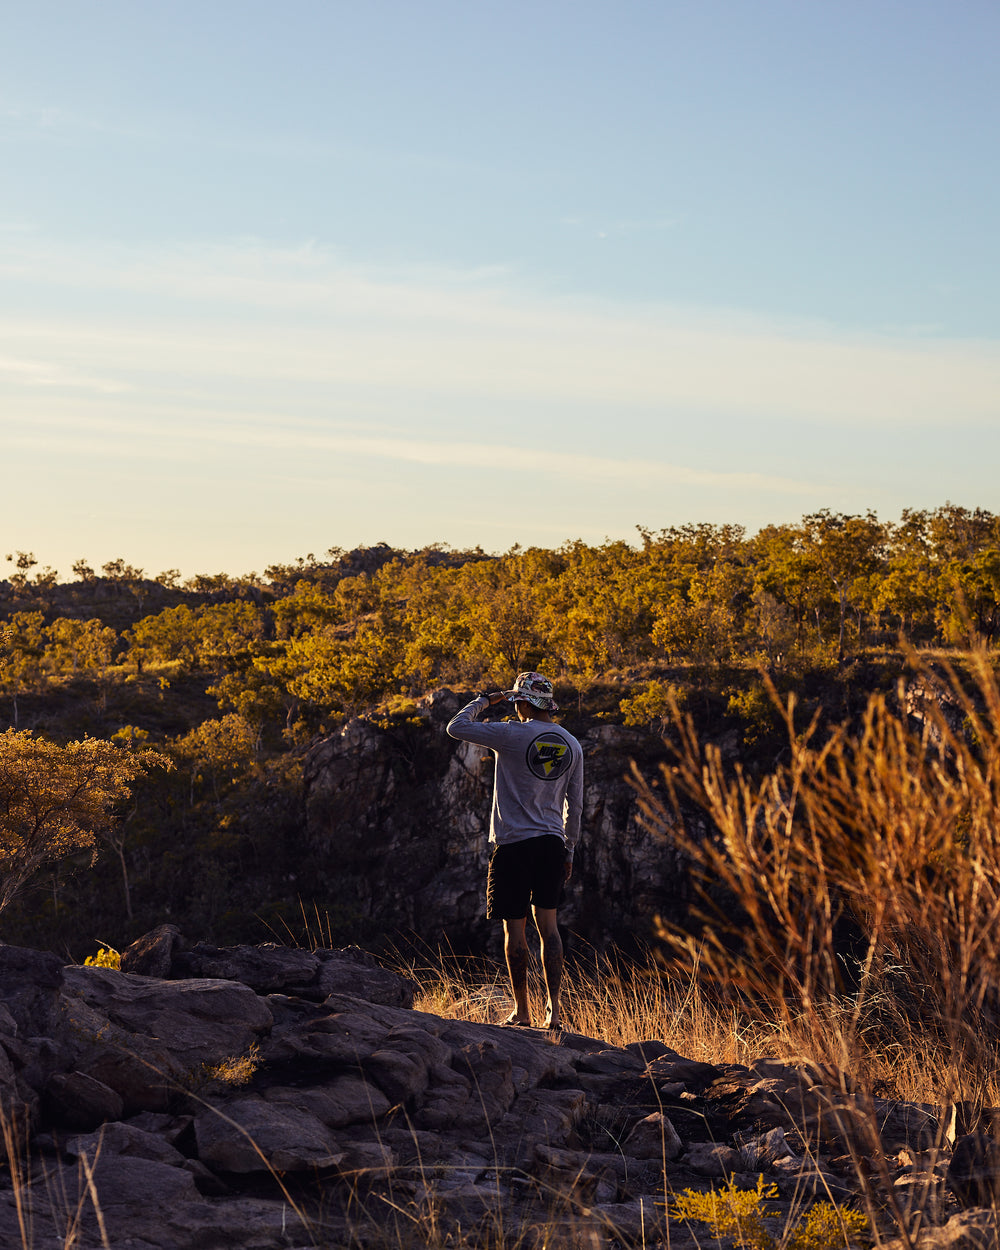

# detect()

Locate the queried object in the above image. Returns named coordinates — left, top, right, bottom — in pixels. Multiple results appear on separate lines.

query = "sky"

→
left=2, top=0, right=999, bottom=580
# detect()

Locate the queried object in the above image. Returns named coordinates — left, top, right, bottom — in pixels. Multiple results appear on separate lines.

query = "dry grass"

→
left=401, top=941, right=787, bottom=1069
left=402, top=938, right=994, bottom=1106
left=622, top=646, right=1000, bottom=1248
left=628, top=647, right=1000, bottom=1110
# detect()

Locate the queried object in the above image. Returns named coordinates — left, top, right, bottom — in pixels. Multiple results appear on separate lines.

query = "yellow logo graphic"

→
left=528, top=738, right=569, bottom=779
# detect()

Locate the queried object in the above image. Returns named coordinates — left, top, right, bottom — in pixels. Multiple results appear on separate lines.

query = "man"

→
left=447, top=671, right=584, bottom=1030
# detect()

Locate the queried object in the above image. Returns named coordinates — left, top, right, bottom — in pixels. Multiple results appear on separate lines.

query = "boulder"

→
left=172, top=942, right=320, bottom=993
left=624, top=1112, right=683, bottom=1160
left=62, top=965, right=273, bottom=1066
left=64, top=1120, right=187, bottom=1166
left=44, top=1071, right=125, bottom=1129
left=194, top=1093, right=345, bottom=1173
left=120, top=924, right=184, bottom=978
left=684, top=1141, right=742, bottom=1177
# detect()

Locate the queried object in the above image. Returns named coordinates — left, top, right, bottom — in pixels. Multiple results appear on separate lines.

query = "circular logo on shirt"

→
left=526, top=733, right=573, bottom=781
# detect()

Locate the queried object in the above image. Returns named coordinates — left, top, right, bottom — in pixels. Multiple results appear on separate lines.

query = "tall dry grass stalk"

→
left=634, top=649, right=1000, bottom=1106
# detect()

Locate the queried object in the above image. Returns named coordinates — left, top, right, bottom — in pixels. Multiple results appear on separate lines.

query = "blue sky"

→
left=2, top=0, right=999, bottom=579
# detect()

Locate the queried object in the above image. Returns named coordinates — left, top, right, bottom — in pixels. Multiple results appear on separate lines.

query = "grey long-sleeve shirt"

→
left=446, top=697, right=584, bottom=859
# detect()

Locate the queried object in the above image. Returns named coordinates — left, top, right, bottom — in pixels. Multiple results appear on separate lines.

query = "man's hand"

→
left=564, top=860, right=573, bottom=882
left=476, top=691, right=507, bottom=720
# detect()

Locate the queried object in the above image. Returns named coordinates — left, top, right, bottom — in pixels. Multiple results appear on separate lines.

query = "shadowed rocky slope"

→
left=0, top=931, right=995, bottom=1248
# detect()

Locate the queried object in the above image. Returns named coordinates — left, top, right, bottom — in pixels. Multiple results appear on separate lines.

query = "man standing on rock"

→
left=447, top=672, right=584, bottom=1031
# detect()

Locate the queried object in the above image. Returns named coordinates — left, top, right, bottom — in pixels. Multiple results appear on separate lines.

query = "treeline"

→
left=4, top=504, right=1000, bottom=739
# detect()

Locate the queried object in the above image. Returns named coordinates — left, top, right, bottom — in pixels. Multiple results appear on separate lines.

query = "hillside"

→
left=0, top=509, right=998, bottom=958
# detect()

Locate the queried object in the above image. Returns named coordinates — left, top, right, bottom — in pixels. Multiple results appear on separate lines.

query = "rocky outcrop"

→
left=0, top=933, right=993, bottom=1248
left=303, top=691, right=695, bottom=954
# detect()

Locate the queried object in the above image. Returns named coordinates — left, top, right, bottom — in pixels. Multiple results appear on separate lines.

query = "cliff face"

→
left=302, top=691, right=696, bottom=954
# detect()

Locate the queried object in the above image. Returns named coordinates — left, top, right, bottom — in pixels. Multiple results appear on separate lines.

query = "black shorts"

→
left=486, top=834, right=567, bottom=920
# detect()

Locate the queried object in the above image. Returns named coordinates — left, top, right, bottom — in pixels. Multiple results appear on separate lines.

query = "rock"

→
left=362, top=1024, right=452, bottom=1104
left=436, top=1014, right=578, bottom=1092
left=624, top=1039, right=675, bottom=1063
left=262, top=1002, right=392, bottom=1066
left=120, top=924, right=184, bottom=977
left=736, top=1125, right=795, bottom=1169
left=875, top=1097, right=940, bottom=1151
left=172, top=942, right=320, bottom=992
left=54, top=966, right=273, bottom=1116
left=57, top=990, right=187, bottom=1113
left=452, top=1039, right=516, bottom=1124
left=624, top=1112, right=683, bottom=1160
left=62, top=965, right=273, bottom=1066
left=882, top=1209, right=1000, bottom=1249
left=413, top=1061, right=473, bottom=1130
left=0, top=937, right=972, bottom=1249
left=194, top=1094, right=345, bottom=1172
left=44, top=1070, right=125, bottom=1129
left=534, top=1143, right=618, bottom=1203
left=263, top=1073, right=391, bottom=1129
left=0, top=945, right=64, bottom=1037
left=684, top=1141, right=742, bottom=1177
left=0, top=1155, right=314, bottom=1250
left=948, top=1133, right=1000, bottom=1208
left=64, top=1120, right=187, bottom=1166
left=575, top=1048, right=645, bottom=1076
left=646, top=1053, right=719, bottom=1088
left=314, top=947, right=416, bottom=1008
left=593, top=1199, right=706, bottom=1248
left=769, top=1155, right=854, bottom=1199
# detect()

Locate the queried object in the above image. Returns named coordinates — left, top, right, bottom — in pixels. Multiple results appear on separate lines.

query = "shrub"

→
left=670, top=1180, right=870, bottom=1250
left=83, top=943, right=121, bottom=969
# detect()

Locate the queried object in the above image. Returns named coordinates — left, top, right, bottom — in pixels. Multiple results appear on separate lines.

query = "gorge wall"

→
left=302, top=690, right=699, bottom=957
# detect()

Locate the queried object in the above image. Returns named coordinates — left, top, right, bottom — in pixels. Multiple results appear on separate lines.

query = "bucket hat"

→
left=504, top=671, right=558, bottom=711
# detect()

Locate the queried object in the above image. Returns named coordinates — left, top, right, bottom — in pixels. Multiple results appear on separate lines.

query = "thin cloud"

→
left=0, top=353, right=129, bottom=394
left=1, top=237, right=998, bottom=431
left=6, top=402, right=818, bottom=496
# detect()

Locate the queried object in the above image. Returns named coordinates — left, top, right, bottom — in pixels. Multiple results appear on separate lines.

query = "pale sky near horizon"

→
left=2, top=1, right=999, bottom=580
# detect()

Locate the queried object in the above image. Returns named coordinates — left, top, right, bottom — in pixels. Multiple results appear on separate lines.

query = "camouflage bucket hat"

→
left=504, top=671, right=558, bottom=711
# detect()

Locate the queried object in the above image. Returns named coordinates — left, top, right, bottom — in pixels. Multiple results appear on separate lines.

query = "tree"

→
left=0, top=611, right=48, bottom=726
left=275, top=623, right=396, bottom=717
left=801, top=510, right=887, bottom=662
left=46, top=618, right=120, bottom=711
left=5, top=551, right=37, bottom=591
left=4, top=551, right=57, bottom=598
left=0, top=731, right=170, bottom=913
left=873, top=510, right=938, bottom=639
left=127, top=604, right=202, bottom=669
left=451, top=554, right=547, bottom=678
left=47, top=618, right=119, bottom=677
left=171, top=714, right=257, bottom=805
left=101, top=556, right=148, bottom=616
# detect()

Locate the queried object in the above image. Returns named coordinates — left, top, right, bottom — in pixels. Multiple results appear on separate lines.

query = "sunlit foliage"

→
left=0, top=731, right=170, bottom=912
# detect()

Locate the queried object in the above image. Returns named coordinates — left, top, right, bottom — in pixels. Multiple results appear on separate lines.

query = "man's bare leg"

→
left=502, top=917, right=531, bottom=1025
left=533, top=906, right=563, bottom=1029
